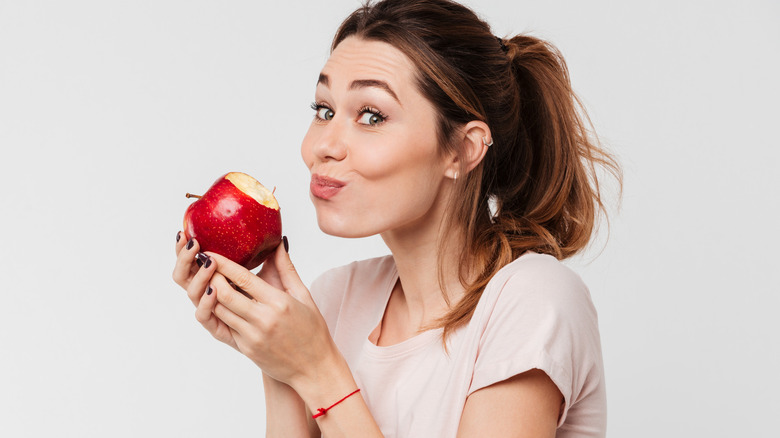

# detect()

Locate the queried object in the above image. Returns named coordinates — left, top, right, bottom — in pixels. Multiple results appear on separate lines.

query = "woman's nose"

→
left=311, top=119, right=348, bottom=162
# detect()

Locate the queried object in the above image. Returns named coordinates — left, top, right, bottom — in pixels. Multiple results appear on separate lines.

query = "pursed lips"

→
left=310, top=174, right=346, bottom=200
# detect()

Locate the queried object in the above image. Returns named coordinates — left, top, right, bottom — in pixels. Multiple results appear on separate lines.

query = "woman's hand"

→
left=172, top=232, right=238, bottom=350
left=205, top=242, right=341, bottom=391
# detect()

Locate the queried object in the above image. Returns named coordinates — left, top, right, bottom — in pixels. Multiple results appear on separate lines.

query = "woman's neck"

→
left=379, top=211, right=465, bottom=334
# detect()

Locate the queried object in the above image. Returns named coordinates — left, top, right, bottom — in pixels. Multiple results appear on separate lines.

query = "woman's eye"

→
left=316, top=106, right=335, bottom=121
left=357, top=110, right=385, bottom=126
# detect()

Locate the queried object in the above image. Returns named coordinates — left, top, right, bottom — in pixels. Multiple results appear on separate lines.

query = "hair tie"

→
left=496, top=36, right=508, bottom=54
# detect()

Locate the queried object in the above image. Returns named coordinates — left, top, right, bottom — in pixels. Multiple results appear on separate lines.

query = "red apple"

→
left=183, top=172, right=282, bottom=270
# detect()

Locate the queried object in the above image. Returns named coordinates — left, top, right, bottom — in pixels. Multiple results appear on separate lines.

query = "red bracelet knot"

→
left=311, top=388, right=361, bottom=419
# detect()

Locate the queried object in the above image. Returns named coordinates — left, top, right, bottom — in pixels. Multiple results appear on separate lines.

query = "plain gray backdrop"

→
left=1, top=0, right=778, bottom=436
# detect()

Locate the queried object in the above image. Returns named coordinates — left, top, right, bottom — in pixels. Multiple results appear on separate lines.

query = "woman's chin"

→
left=316, top=216, right=376, bottom=239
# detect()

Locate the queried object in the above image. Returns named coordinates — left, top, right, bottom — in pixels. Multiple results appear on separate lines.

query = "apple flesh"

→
left=183, top=172, right=282, bottom=270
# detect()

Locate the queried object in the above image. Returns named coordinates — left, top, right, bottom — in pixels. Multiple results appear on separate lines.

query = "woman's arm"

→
left=291, top=353, right=382, bottom=438
left=263, top=373, right=320, bottom=438
left=457, top=369, right=562, bottom=438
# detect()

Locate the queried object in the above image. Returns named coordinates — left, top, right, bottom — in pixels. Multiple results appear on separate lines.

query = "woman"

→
left=173, top=0, right=619, bottom=436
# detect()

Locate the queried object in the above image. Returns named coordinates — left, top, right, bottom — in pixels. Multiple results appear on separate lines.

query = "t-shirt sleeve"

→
left=468, top=254, right=603, bottom=426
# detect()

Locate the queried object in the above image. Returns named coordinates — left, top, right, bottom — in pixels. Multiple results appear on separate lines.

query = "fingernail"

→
left=186, top=238, right=194, bottom=250
left=283, top=235, right=289, bottom=253
left=176, top=231, right=181, bottom=243
left=204, top=257, right=212, bottom=269
left=196, top=252, right=208, bottom=267
left=206, top=285, right=213, bottom=296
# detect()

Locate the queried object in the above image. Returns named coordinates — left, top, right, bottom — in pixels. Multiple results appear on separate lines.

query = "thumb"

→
left=274, top=236, right=313, bottom=305
left=257, top=250, right=283, bottom=291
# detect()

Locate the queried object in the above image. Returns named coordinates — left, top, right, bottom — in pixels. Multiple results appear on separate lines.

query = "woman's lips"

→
left=310, top=174, right=346, bottom=200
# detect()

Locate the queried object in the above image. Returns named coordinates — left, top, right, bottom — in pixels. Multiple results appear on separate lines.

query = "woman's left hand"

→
left=203, top=241, right=340, bottom=390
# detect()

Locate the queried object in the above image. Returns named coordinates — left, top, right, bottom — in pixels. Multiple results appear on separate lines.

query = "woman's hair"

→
left=333, top=0, right=621, bottom=339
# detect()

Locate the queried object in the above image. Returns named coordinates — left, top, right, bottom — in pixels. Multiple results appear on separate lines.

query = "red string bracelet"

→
left=311, top=389, right=361, bottom=419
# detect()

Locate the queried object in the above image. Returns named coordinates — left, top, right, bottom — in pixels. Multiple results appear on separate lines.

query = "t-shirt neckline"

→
left=363, top=260, right=443, bottom=358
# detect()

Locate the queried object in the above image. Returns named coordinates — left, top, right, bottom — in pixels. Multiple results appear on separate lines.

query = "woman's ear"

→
left=445, top=121, right=491, bottom=179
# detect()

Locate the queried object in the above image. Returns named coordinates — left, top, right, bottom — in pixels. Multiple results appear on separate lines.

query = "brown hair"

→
left=333, top=0, right=621, bottom=340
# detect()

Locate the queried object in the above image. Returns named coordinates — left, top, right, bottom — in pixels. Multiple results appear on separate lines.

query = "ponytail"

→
left=497, top=34, right=611, bottom=259
left=440, top=34, right=621, bottom=339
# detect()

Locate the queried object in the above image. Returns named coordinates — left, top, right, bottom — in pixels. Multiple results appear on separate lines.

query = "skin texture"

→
left=172, top=36, right=563, bottom=437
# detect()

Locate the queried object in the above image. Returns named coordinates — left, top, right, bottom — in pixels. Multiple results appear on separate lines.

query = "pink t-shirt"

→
left=310, top=252, right=606, bottom=438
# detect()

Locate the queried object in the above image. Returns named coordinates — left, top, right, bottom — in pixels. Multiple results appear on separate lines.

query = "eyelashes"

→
left=311, top=101, right=334, bottom=121
left=310, top=101, right=329, bottom=112
left=310, top=101, right=388, bottom=126
left=356, top=106, right=388, bottom=125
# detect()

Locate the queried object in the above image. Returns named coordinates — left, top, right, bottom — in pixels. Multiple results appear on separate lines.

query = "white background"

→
left=1, top=0, right=778, bottom=436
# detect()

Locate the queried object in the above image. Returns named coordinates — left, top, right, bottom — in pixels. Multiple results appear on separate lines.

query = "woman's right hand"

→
left=173, top=232, right=316, bottom=437
left=172, top=231, right=238, bottom=351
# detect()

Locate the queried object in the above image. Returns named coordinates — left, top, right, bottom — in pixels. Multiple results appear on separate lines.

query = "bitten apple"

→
left=183, top=172, right=282, bottom=270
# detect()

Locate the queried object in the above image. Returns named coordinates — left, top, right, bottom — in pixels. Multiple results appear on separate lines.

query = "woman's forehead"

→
left=319, top=37, right=415, bottom=92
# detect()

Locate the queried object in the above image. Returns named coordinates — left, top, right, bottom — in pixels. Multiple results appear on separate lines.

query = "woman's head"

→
left=306, top=0, right=620, bottom=336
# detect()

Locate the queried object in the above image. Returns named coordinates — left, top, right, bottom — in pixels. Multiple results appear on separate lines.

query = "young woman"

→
left=173, top=0, right=619, bottom=436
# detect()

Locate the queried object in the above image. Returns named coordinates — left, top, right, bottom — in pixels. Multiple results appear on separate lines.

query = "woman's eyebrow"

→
left=349, top=79, right=401, bottom=105
left=316, top=74, right=401, bottom=106
left=317, top=73, right=329, bottom=87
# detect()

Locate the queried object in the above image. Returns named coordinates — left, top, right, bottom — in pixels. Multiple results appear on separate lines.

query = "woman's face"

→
left=301, top=36, right=454, bottom=238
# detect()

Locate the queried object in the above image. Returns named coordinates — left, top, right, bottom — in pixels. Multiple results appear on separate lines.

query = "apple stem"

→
left=272, top=186, right=276, bottom=195
left=185, top=193, right=202, bottom=199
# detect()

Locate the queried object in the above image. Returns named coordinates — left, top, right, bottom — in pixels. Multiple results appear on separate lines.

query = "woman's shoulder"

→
left=491, top=252, right=589, bottom=296
left=478, top=251, right=597, bottom=323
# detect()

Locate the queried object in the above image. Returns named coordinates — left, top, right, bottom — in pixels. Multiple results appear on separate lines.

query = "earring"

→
left=453, top=171, right=459, bottom=182
left=483, top=136, right=494, bottom=147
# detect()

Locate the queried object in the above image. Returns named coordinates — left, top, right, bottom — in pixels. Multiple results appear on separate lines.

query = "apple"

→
left=183, top=172, right=282, bottom=270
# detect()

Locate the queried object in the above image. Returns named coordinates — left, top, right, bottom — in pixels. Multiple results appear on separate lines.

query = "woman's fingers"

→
left=173, top=232, right=248, bottom=353
left=204, top=251, right=280, bottom=304
left=172, top=234, right=200, bottom=288
left=185, top=251, right=216, bottom=307
left=175, top=231, right=186, bottom=254
left=194, top=283, right=216, bottom=325
left=272, top=238, right=314, bottom=305
left=257, top=253, right=284, bottom=291
left=194, top=282, right=238, bottom=350
left=210, top=272, right=257, bottom=332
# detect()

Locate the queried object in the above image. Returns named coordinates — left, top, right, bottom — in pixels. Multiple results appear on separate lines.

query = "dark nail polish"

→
left=204, top=257, right=212, bottom=269
left=196, top=252, right=208, bottom=267
left=186, top=239, right=194, bottom=250
left=176, top=231, right=181, bottom=243
left=283, top=235, right=289, bottom=253
left=206, top=285, right=213, bottom=296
